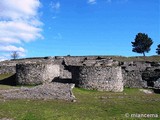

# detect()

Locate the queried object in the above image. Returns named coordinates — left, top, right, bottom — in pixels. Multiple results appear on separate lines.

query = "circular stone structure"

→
left=16, top=63, right=60, bottom=85
left=72, top=66, right=123, bottom=92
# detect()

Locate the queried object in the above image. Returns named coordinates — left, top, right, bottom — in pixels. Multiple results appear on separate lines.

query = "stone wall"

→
left=122, top=70, right=147, bottom=88
left=0, top=66, right=16, bottom=74
left=1, top=56, right=160, bottom=90
left=122, top=61, right=160, bottom=89
left=16, top=63, right=60, bottom=85
left=72, top=66, right=123, bottom=92
left=0, top=57, right=54, bottom=74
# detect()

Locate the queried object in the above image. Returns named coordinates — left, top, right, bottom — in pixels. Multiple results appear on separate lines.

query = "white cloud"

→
left=0, top=56, right=8, bottom=61
left=0, top=0, right=40, bottom=20
left=88, top=0, right=96, bottom=4
left=0, top=37, right=21, bottom=44
left=0, top=45, right=25, bottom=53
left=106, top=0, right=129, bottom=4
left=0, top=20, right=43, bottom=43
left=0, top=45, right=26, bottom=61
left=0, top=0, right=43, bottom=59
left=50, top=1, right=60, bottom=11
left=53, top=33, right=62, bottom=40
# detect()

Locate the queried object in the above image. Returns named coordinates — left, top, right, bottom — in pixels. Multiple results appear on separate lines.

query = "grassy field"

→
left=0, top=74, right=160, bottom=120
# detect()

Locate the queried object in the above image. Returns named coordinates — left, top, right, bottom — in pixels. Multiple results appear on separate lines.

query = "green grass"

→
left=0, top=73, right=13, bottom=80
left=0, top=87, right=160, bottom=120
left=0, top=74, right=160, bottom=120
left=110, top=55, right=160, bottom=62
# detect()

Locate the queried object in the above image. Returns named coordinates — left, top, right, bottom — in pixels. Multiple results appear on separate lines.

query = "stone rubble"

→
left=139, top=89, right=153, bottom=94
left=0, top=82, right=75, bottom=101
left=0, top=118, right=13, bottom=120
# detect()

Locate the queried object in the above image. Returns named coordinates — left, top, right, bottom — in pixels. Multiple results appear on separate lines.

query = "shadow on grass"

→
left=0, top=74, right=16, bottom=86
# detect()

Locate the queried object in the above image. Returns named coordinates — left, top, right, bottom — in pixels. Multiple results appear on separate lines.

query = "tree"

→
left=156, top=44, right=160, bottom=55
left=131, top=33, right=153, bottom=56
left=11, top=51, right=19, bottom=60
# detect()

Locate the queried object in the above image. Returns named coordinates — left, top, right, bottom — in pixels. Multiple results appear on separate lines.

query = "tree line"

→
left=131, top=32, right=160, bottom=56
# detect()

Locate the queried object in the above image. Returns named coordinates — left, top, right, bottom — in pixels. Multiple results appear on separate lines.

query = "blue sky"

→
left=0, top=0, right=159, bottom=60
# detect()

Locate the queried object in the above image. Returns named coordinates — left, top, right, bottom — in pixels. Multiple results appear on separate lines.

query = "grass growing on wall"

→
left=110, top=55, right=160, bottom=62
left=0, top=74, right=160, bottom=120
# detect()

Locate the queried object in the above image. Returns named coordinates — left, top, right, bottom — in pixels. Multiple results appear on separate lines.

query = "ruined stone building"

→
left=0, top=56, right=160, bottom=92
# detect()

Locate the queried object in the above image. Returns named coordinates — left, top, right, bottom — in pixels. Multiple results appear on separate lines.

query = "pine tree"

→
left=156, top=44, right=160, bottom=55
left=131, top=33, right=153, bottom=56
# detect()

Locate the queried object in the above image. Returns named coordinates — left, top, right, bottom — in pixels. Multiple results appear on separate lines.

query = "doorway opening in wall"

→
left=147, top=80, right=154, bottom=87
left=52, top=77, right=73, bottom=84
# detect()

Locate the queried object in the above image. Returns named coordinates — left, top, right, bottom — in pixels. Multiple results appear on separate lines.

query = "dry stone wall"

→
left=0, top=66, right=16, bottom=74
left=154, top=78, right=160, bottom=88
left=1, top=56, right=160, bottom=91
left=122, top=70, right=147, bottom=88
left=122, top=61, right=160, bottom=89
left=72, top=66, right=123, bottom=92
left=0, top=57, right=53, bottom=74
left=16, top=63, right=60, bottom=85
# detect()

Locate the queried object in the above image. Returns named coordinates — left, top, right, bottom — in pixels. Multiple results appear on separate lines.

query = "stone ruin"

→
left=16, top=63, right=60, bottom=85
left=72, top=66, right=123, bottom=92
left=0, top=56, right=160, bottom=101
left=0, top=83, right=75, bottom=101
left=14, top=56, right=124, bottom=92
left=121, top=61, right=160, bottom=89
